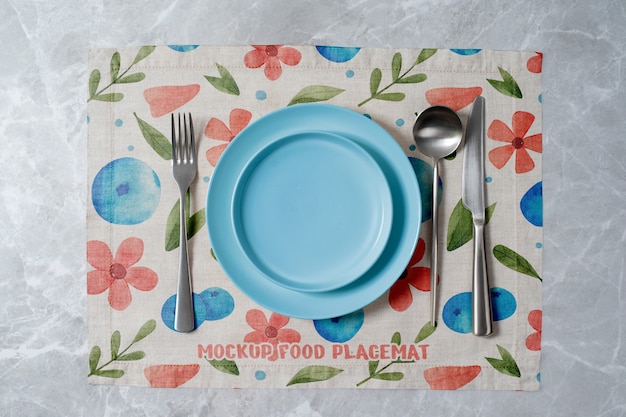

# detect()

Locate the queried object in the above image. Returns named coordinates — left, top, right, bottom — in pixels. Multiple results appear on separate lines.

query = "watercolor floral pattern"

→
left=388, top=238, right=431, bottom=312
left=244, top=309, right=301, bottom=347
left=488, top=111, right=542, bottom=174
left=244, top=45, right=302, bottom=81
left=87, top=45, right=542, bottom=390
left=87, top=237, right=158, bottom=310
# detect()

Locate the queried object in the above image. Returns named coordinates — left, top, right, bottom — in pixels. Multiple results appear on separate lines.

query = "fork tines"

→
left=171, top=113, right=195, bottom=164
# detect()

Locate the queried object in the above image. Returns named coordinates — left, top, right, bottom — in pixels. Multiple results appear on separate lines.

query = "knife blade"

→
left=461, top=96, right=493, bottom=336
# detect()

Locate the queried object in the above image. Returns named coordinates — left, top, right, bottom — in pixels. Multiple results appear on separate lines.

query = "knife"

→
left=462, top=96, right=493, bottom=336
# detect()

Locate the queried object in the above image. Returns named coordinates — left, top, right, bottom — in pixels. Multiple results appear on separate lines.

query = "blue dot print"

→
left=114, top=119, right=123, bottom=127
left=345, top=69, right=355, bottom=78
left=91, top=157, right=161, bottom=225
left=256, top=90, right=267, bottom=100
left=315, top=46, right=361, bottom=62
left=520, top=181, right=543, bottom=227
left=395, top=119, right=405, bottom=127
left=255, top=370, right=267, bottom=381
left=168, top=45, right=199, bottom=52
left=442, top=287, right=517, bottom=333
left=313, top=309, right=364, bottom=342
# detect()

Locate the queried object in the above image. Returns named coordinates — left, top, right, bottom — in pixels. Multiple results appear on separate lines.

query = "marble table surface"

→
left=1, top=0, right=624, bottom=415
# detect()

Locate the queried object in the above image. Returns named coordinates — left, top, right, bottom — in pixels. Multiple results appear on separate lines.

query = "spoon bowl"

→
left=412, top=106, right=463, bottom=327
left=412, top=106, right=464, bottom=159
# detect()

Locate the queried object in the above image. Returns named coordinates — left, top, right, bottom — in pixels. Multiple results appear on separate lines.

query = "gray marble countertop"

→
left=1, top=0, right=624, bottom=416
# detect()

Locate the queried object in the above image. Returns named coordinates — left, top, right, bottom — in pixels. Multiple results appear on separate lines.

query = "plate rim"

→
left=207, top=103, right=421, bottom=319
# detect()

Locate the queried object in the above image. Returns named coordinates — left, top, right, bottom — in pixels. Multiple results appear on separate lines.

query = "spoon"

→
left=412, top=106, right=463, bottom=327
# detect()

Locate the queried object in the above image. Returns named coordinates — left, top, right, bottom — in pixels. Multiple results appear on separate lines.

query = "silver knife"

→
left=462, top=96, right=493, bottom=336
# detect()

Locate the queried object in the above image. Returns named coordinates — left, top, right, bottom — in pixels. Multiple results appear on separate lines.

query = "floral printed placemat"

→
left=87, top=45, right=543, bottom=390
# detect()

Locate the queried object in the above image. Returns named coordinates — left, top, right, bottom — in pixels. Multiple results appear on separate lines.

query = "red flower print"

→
left=388, top=238, right=432, bottom=312
left=526, top=309, right=542, bottom=351
left=87, top=237, right=158, bottom=311
left=244, top=309, right=301, bottom=346
left=205, top=108, right=252, bottom=166
left=487, top=111, right=542, bottom=174
left=244, top=45, right=302, bottom=81
left=527, top=52, right=543, bottom=73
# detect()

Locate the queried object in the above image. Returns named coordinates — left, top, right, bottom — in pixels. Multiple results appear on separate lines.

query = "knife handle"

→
left=472, top=222, right=493, bottom=336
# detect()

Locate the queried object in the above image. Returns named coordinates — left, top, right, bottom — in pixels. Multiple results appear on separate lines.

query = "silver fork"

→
left=171, top=113, right=197, bottom=332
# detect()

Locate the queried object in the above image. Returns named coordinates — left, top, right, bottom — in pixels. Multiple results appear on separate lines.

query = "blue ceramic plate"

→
left=207, top=104, right=421, bottom=319
left=232, top=130, right=393, bottom=292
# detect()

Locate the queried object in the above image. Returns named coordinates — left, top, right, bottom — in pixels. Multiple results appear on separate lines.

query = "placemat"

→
left=87, top=45, right=543, bottom=389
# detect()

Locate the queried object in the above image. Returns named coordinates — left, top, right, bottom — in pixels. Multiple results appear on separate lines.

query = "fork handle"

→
left=175, top=189, right=195, bottom=332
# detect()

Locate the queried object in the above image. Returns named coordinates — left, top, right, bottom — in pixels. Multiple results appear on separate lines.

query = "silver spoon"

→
left=412, top=106, right=463, bottom=327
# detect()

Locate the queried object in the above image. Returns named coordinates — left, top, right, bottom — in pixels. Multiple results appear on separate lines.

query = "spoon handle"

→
left=430, top=160, right=439, bottom=327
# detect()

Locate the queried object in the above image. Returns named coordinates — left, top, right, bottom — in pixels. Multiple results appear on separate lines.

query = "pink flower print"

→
left=244, top=309, right=301, bottom=346
left=244, top=45, right=302, bottom=81
left=388, top=238, right=432, bottom=312
left=526, top=309, right=542, bottom=351
left=205, top=109, right=252, bottom=166
left=87, top=237, right=158, bottom=311
left=487, top=111, right=542, bottom=174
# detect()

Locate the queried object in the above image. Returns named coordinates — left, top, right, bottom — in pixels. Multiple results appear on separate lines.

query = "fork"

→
left=171, top=113, right=197, bottom=332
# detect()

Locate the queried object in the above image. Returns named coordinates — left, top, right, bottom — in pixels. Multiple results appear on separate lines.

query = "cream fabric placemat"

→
left=87, top=45, right=543, bottom=389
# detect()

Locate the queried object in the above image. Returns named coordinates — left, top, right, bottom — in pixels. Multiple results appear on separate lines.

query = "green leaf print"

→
left=110, top=331, right=121, bottom=360
left=88, top=319, right=156, bottom=378
left=414, top=321, right=436, bottom=343
left=287, top=85, right=345, bottom=106
left=88, top=46, right=154, bottom=102
left=356, top=332, right=414, bottom=387
left=207, top=358, right=240, bottom=376
left=358, top=49, right=435, bottom=107
left=391, top=52, right=402, bottom=81
left=447, top=199, right=497, bottom=251
left=89, top=346, right=101, bottom=375
left=487, top=67, right=522, bottom=98
left=493, top=244, right=542, bottom=280
left=131, top=46, right=156, bottom=65
left=204, top=63, right=240, bottom=96
left=134, top=112, right=172, bottom=160
left=117, top=73, right=146, bottom=84
left=370, top=68, right=382, bottom=95
left=110, top=52, right=121, bottom=82
left=116, top=351, right=146, bottom=361
left=132, top=319, right=157, bottom=344
left=485, top=344, right=521, bottom=377
left=93, top=369, right=125, bottom=378
left=396, top=73, right=427, bottom=84
left=415, top=48, right=437, bottom=65
left=372, top=372, right=403, bottom=381
left=88, top=69, right=100, bottom=98
left=165, top=193, right=206, bottom=251
left=286, top=365, right=344, bottom=386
